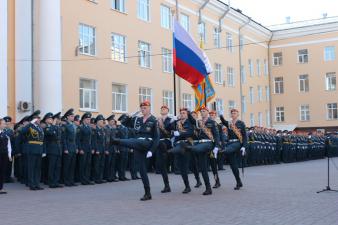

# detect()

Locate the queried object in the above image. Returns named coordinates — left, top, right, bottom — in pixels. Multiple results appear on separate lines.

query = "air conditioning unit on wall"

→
left=18, top=101, right=31, bottom=112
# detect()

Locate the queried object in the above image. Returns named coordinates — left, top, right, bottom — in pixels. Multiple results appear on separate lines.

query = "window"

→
left=257, top=86, right=263, bottom=102
left=180, top=13, right=189, bottom=32
left=111, top=33, right=127, bottom=62
left=264, top=59, right=268, bottom=76
left=226, top=32, right=233, bottom=52
left=240, top=65, right=246, bottom=83
left=80, top=79, right=97, bottom=110
left=258, top=112, right=263, bottom=127
left=182, top=93, right=193, bottom=111
left=198, top=22, right=206, bottom=43
left=300, top=104, right=310, bottom=121
left=112, top=84, right=127, bottom=112
left=327, top=103, right=338, bottom=120
left=298, top=49, right=308, bottom=63
left=162, top=48, right=172, bottom=73
left=79, top=23, right=96, bottom=56
left=239, top=35, right=244, bottom=51
left=160, top=5, right=171, bottom=29
left=214, top=63, right=223, bottom=84
left=249, top=87, right=254, bottom=104
left=137, top=0, right=150, bottom=21
left=228, top=100, right=236, bottom=118
left=112, top=0, right=126, bottom=13
left=326, top=72, right=336, bottom=91
left=241, top=96, right=246, bottom=113
left=299, top=74, right=309, bottom=92
left=138, top=41, right=151, bottom=68
left=215, top=98, right=224, bottom=114
left=266, top=110, right=271, bottom=127
left=250, top=113, right=255, bottom=127
left=324, top=46, right=335, bottom=61
left=139, top=87, right=152, bottom=104
left=163, top=91, right=174, bottom=114
left=248, top=59, right=253, bottom=77
left=213, top=27, right=221, bottom=48
left=227, top=67, right=234, bottom=87
left=274, top=77, right=284, bottom=94
left=273, top=52, right=283, bottom=66
left=256, top=59, right=260, bottom=76
left=275, top=106, right=285, bottom=122
left=265, top=86, right=270, bottom=101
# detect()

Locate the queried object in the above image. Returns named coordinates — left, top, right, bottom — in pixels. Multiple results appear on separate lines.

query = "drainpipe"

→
left=267, top=32, right=274, bottom=128
left=198, top=0, right=210, bottom=24
left=238, top=18, right=250, bottom=120
left=218, top=0, right=230, bottom=32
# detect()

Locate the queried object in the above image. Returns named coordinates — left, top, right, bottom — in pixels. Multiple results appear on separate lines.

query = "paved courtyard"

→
left=1, top=158, right=338, bottom=225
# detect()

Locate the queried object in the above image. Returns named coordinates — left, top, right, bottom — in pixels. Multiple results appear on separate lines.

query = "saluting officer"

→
left=112, top=101, right=159, bottom=201
left=220, top=108, right=247, bottom=190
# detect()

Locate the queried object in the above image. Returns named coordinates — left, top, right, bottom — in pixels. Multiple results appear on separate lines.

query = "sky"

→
left=220, top=0, right=338, bottom=26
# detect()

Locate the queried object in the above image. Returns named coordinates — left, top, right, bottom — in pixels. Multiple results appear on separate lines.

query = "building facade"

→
left=1, top=0, right=337, bottom=132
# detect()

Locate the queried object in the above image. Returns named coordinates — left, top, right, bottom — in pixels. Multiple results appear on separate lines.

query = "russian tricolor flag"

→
left=173, top=20, right=212, bottom=86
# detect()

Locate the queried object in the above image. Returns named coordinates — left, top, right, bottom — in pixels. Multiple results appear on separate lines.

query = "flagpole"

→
left=173, top=0, right=179, bottom=116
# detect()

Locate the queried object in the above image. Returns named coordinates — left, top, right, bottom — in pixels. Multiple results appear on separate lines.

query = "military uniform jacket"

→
left=61, top=121, right=77, bottom=153
left=21, top=123, right=45, bottom=155
left=0, top=131, right=9, bottom=154
left=196, top=118, right=221, bottom=148
left=77, top=124, right=92, bottom=152
left=44, top=124, right=62, bottom=155
left=221, top=118, right=248, bottom=149
left=4, top=128, right=15, bottom=155
left=93, top=126, right=106, bottom=153
left=133, top=115, right=160, bottom=153
left=104, top=125, right=118, bottom=153
left=172, top=119, right=194, bottom=142
left=158, top=117, right=172, bottom=139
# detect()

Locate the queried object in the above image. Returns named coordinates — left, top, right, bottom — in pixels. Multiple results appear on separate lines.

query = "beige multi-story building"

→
left=1, top=0, right=337, bottom=132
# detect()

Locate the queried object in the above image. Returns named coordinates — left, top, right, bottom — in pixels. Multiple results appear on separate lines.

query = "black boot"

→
left=182, top=179, right=191, bottom=194
left=202, top=185, right=212, bottom=195
left=234, top=178, right=243, bottom=190
left=161, top=184, right=171, bottom=193
left=140, top=187, right=152, bottom=201
left=194, top=178, right=202, bottom=188
left=213, top=176, right=221, bottom=189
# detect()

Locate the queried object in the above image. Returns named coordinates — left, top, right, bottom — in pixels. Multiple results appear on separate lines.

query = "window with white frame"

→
left=273, top=52, right=283, bottom=66
left=213, top=27, right=221, bottom=48
left=240, top=65, right=246, bottom=84
left=275, top=106, right=285, bottom=122
left=239, top=35, right=244, bottom=51
left=182, top=93, right=193, bottom=111
left=298, top=49, right=308, bottom=63
left=137, top=0, right=150, bottom=21
left=227, top=67, right=234, bottom=87
left=324, top=46, right=335, bottom=61
left=215, top=98, right=224, bottom=114
left=241, top=96, right=246, bottom=113
left=226, top=32, right=233, bottom=52
left=299, top=74, right=309, bottom=92
left=160, top=4, right=171, bottom=29
left=112, top=0, right=126, bottom=13
left=326, top=72, right=336, bottom=91
left=80, top=78, right=97, bottom=110
left=256, top=59, right=261, bottom=76
left=79, top=23, right=96, bottom=56
left=214, top=63, right=223, bottom=84
left=162, top=48, right=172, bottom=73
left=249, top=87, right=254, bottom=104
left=139, top=87, right=152, bottom=104
left=265, top=86, right=270, bottom=101
left=250, top=113, right=255, bottom=127
left=138, top=41, right=151, bottom=68
left=327, top=103, right=338, bottom=120
left=257, top=85, right=263, bottom=102
left=300, top=104, right=310, bottom=121
left=112, top=84, right=127, bottom=112
left=180, top=13, right=189, bottom=32
left=264, top=59, right=268, bottom=76
left=258, top=112, right=263, bottom=127
left=248, top=59, right=253, bottom=77
left=111, top=33, right=127, bottom=62
left=274, top=77, right=284, bottom=94
left=266, top=110, right=271, bottom=127
left=198, top=22, right=206, bottom=43
left=228, top=100, right=236, bottom=118
left=163, top=90, right=174, bottom=114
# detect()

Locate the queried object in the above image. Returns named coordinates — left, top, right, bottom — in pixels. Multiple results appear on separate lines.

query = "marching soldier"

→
left=3, top=116, right=14, bottom=183
left=189, top=111, right=202, bottom=188
left=92, top=115, right=107, bottom=184
left=220, top=108, right=247, bottom=190
left=112, top=101, right=159, bottom=201
left=61, top=109, right=78, bottom=187
left=209, top=110, right=221, bottom=188
left=0, top=118, right=13, bottom=194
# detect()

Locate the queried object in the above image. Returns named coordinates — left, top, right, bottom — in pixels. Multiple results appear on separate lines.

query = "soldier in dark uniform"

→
left=116, top=118, right=129, bottom=181
left=77, top=112, right=94, bottom=185
left=43, top=112, right=63, bottom=188
left=103, top=114, right=118, bottom=182
left=189, top=111, right=202, bottom=188
left=3, top=116, right=14, bottom=183
left=92, top=115, right=107, bottom=184
left=209, top=110, right=222, bottom=188
left=112, top=101, right=159, bottom=201
left=187, top=106, right=220, bottom=195
left=220, top=108, right=247, bottom=190
left=61, top=109, right=78, bottom=187
left=21, top=110, right=45, bottom=190
left=0, top=118, right=13, bottom=194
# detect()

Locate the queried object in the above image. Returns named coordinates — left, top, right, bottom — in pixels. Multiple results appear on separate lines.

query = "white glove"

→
left=173, top=131, right=180, bottom=137
left=213, top=147, right=219, bottom=159
left=240, top=147, right=246, bottom=156
left=42, top=153, right=47, bottom=158
left=146, top=151, right=153, bottom=158
left=170, top=116, right=178, bottom=123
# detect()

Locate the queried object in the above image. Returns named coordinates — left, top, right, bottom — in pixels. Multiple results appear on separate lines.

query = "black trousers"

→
left=103, top=151, right=115, bottom=181
left=170, top=142, right=190, bottom=187
left=225, top=142, right=241, bottom=183
left=156, top=140, right=171, bottom=186
left=78, top=151, right=92, bottom=183
left=63, top=152, right=76, bottom=185
left=93, top=153, right=105, bottom=182
left=48, top=154, right=61, bottom=186
left=27, top=154, right=42, bottom=188
left=116, top=148, right=128, bottom=179
left=0, top=153, right=8, bottom=190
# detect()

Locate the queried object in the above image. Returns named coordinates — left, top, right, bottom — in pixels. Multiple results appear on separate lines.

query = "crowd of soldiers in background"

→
left=0, top=109, right=338, bottom=195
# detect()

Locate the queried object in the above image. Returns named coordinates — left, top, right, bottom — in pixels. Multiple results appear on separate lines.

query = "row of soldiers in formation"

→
left=0, top=102, right=337, bottom=199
